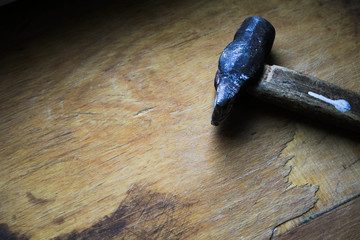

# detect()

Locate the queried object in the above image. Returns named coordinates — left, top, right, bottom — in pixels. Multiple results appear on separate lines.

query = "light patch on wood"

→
left=273, top=123, right=360, bottom=237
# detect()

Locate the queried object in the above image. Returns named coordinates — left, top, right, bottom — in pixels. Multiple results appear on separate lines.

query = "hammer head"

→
left=211, top=16, right=275, bottom=126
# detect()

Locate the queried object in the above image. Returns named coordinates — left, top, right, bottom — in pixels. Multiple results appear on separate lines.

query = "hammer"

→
left=211, top=16, right=360, bottom=131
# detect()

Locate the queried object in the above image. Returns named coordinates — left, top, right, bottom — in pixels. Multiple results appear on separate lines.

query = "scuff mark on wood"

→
left=52, top=217, right=65, bottom=225
left=342, top=158, right=360, bottom=169
left=133, top=107, right=155, bottom=117
left=53, top=184, right=197, bottom=240
left=26, top=192, right=53, bottom=205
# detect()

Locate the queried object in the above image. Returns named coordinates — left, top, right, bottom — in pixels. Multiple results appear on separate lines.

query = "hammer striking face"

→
left=211, top=16, right=275, bottom=126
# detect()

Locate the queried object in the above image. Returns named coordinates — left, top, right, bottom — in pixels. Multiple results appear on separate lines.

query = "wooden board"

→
left=273, top=195, right=360, bottom=240
left=0, top=0, right=359, bottom=239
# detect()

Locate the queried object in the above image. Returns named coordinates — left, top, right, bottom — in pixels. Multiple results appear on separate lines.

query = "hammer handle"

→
left=248, top=65, right=360, bottom=131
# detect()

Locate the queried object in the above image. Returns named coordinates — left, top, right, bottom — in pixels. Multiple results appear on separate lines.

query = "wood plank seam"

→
left=271, top=193, right=360, bottom=239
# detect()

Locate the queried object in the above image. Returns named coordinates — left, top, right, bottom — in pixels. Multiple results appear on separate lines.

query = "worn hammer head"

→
left=211, top=16, right=275, bottom=126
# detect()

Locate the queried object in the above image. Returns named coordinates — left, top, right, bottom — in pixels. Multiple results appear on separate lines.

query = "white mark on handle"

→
left=308, top=91, right=351, bottom=112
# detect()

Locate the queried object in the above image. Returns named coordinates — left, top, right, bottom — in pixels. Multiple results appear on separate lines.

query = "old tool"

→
left=211, top=16, right=360, bottom=131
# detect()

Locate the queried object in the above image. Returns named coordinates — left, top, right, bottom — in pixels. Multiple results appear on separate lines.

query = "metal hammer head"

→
left=211, top=16, right=275, bottom=126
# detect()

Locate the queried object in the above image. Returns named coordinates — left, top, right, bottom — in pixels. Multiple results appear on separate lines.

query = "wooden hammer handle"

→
left=248, top=65, right=360, bottom=132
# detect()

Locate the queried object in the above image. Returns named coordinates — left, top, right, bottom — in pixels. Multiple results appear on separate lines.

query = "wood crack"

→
left=297, top=193, right=360, bottom=226
left=271, top=193, right=360, bottom=239
left=270, top=186, right=320, bottom=240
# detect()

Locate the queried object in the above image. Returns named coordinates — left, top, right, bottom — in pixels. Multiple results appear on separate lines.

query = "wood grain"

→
left=273, top=195, right=360, bottom=240
left=0, top=0, right=359, bottom=239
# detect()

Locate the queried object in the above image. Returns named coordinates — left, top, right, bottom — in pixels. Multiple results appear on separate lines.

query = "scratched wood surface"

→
left=0, top=0, right=359, bottom=239
left=273, top=196, right=360, bottom=239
